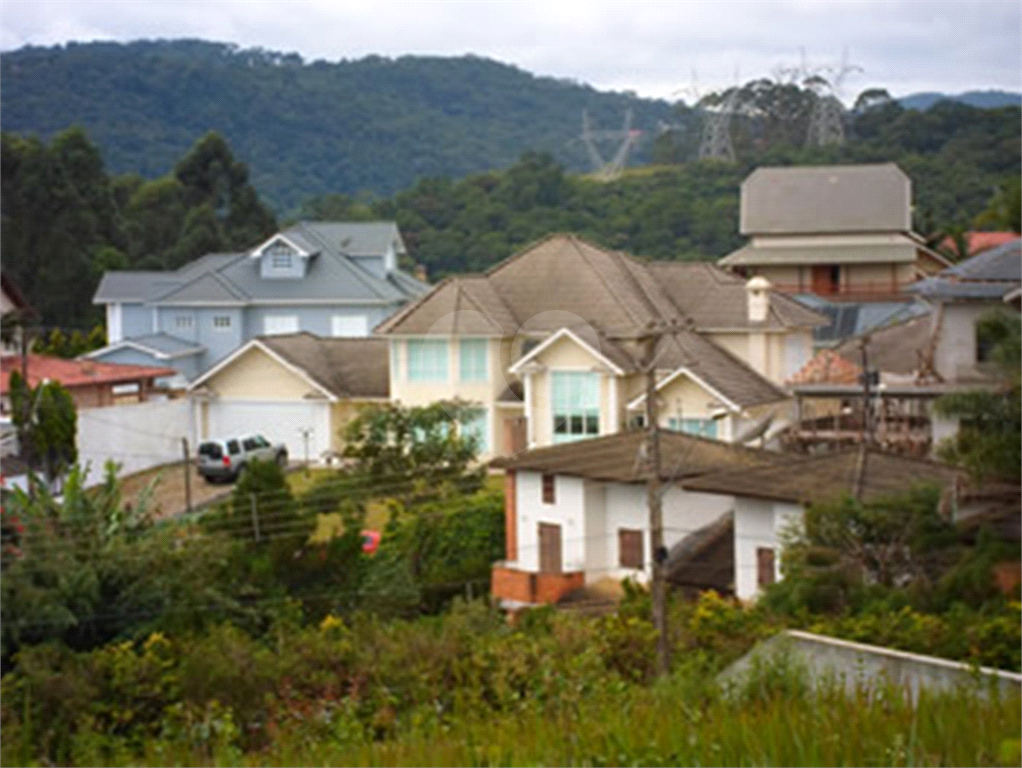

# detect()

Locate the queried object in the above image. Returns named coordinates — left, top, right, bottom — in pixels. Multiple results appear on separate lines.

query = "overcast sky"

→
left=1, top=0, right=1019, bottom=102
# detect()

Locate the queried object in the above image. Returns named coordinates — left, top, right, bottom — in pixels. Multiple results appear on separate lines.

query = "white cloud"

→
left=0, top=0, right=1018, bottom=99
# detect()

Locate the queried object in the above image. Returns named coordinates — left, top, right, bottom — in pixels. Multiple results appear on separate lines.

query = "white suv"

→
left=197, top=434, right=288, bottom=483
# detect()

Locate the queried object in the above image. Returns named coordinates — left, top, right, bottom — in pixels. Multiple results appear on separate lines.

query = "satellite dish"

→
left=737, top=412, right=775, bottom=444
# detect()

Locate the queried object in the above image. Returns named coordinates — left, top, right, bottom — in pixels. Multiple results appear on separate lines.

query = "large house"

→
left=784, top=239, right=1022, bottom=455
left=89, top=222, right=428, bottom=385
left=490, top=434, right=962, bottom=606
left=376, top=234, right=826, bottom=458
left=187, top=333, right=389, bottom=461
left=719, top=164, right=950, bottom=299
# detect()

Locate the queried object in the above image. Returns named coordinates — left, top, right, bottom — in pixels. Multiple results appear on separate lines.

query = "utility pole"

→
left=181, top=437, right=192, bottom=514
left=641, top=332, right=670, bottom=676
left=608, top=318, right=687, bottom=677
left=858, top=336, right=877, bottom=444
left=298, top=427, right=313, bottom=475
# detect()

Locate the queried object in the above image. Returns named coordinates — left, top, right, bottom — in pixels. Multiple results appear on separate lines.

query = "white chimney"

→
left=746, top=275, right=771, bottom=324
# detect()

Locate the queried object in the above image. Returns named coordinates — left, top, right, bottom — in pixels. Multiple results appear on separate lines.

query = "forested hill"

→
left=0, top=40, right=677, bottom=210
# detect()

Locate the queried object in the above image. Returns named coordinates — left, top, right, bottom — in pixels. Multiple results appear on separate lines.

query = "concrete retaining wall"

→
left=77, top=399, right=195, bottom=483
left=720, top=629, right=1022, bottom=700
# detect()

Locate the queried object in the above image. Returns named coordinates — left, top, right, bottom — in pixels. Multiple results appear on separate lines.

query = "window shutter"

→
left=757, top=547, right=775, bottom=587
left=619, top=529, right=644, bottom=569
left=542, top=474, right=555, bottom=504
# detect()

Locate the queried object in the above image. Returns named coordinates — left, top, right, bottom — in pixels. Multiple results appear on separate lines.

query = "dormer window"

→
left=271, top=252, right=292, bottom=270
left=256, top=236, right=308, bottom=279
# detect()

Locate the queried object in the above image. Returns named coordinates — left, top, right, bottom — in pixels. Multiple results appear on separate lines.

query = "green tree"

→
left=341, top=400, right=485, bottom=506
left=8, top=371, right=77, bottom=487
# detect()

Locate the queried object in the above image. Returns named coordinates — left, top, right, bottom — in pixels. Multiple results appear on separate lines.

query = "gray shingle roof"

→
left=257, top=332, right=389, bottom=399
left=120, top=333, right=205, bottom=358
left=719, top=240, right=918, bottom=267
left=740, top=164, right=911, bottom=235
left=491, top=429, right=776, bottom=484
left=908, top=239, right=1021, bottom=301
left=93, top=222, right=426, bottom=306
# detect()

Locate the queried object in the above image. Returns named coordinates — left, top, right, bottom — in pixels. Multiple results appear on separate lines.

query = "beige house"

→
left=719, top=164, right=950, bottom=298
left=188, top=332, right=388, bottom=462
left=377, top=234, right=826, bottom=458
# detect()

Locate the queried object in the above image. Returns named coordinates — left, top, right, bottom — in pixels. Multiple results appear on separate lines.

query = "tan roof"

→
left=647, top=262, right=826, bottom=330
left=833, top=312, right=934, bottom=377
left=491, top=429, right=776, bottom=484
left=380, top=234, right=822, bottom=337
left=719, top=240, right=918, bottom=268
left=683, top=447, right=962, bottom=505
left=258, top=332, right=389, bottom=399
left=740, top=164, right=911, bottom=235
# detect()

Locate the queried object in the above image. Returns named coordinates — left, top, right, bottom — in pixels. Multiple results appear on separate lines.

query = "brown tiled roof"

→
left=788, top=348, right=862, bottom=385
left=258, top=333, right=389, bottom=399
left=491, top=429, right=777, bottom=484
left=647, top=262, right=826, bottom=330
left=0, top=354, right=174, bottom=393
left=682, top=447, right=962, bottom=505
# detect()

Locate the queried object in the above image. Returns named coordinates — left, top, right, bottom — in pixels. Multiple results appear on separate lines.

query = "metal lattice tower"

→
left=698, top=89, right=738, bottom=162
left=804, top=50, right=861, bottom=148
left=579, top=110, right=642, bottom=181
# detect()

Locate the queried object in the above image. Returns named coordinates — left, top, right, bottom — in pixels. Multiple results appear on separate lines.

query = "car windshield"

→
left=255, top=435, right=270, bottom=448
left=198, top=442, right=222, bottom=459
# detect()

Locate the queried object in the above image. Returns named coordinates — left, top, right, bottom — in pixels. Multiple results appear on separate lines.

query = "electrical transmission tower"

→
left=579, top=110, right=642, bottom=180
left=805, top=49, right=862, bottom=148
left=698, top=88, right=738, bottom=162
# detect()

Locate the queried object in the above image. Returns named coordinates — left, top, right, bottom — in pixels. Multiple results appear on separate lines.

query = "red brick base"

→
left=491, top=564, right=584, bottom=605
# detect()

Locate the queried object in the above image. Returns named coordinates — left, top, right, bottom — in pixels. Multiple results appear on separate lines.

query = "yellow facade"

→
left=204, top=346, right=318, bottom=400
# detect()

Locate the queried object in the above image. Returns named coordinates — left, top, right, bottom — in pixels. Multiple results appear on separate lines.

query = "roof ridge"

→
left=567, top=238, right=649, bottom=330
left=484, top=231, right=569, bottom=277
left=375, top=275, right=464, bottom=334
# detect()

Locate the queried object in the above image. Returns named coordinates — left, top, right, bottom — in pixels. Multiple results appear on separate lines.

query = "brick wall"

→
left=491, top=564, right=584, bottom=605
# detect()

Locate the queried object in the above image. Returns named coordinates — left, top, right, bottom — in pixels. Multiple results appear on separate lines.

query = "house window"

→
left=757, top=547, right=776, bottom=588
left=619, top=529, right=644, bottom=569
left=407, top=339, right=448, bottom=382
left=175, top=314, right=193, bottom=330
left=459, top=339, right=488, bottom=382
left=264, top=315, right=299, bottom=335
left=332, top=315, right=369, bottom=337
left=212, top=315, right=232, bottom=330
left=541, top=473, right=556, bottom=504
left=552, top=371, right=600, bottom=443
left=271, top=252, right=293, bottom=269
left=666, top=417, right=718, bottom=439
left=459, top=408, right=488, bottom=453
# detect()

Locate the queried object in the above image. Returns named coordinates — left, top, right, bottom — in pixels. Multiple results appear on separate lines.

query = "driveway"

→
left=117, top=462, right=234, bottom=521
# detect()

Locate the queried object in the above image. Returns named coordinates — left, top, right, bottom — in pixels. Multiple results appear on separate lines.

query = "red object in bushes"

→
left=361, top=530, right=381, bottom=554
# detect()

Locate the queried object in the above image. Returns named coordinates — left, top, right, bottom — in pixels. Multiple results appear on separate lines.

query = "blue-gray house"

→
left=89, top=222, right=428, bottom=385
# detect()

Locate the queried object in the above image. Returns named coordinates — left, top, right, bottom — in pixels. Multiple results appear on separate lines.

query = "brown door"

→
left=538, top=522, right=562, bottom=574
left=811, top=265, right=841, bottom=295
left=756, top=547, right=775, bottom=587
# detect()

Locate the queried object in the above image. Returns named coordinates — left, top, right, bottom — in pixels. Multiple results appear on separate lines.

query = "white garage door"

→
left=206, top=400, right=331, bottom=464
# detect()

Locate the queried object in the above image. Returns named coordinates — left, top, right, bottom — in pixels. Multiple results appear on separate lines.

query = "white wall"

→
left=733, top=497, right=804, bottom=600
left=77, top=398, right=196, bottom=483
left=515, top=472, right=586, bottom=573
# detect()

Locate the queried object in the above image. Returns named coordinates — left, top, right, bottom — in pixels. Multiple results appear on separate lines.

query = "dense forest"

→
left=0, top=40, right=678, bottom=210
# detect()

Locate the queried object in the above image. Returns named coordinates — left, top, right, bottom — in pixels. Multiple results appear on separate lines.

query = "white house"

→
left=683, top=447, right=962, bottom=600
left=489, top=430, right=777, bottom=606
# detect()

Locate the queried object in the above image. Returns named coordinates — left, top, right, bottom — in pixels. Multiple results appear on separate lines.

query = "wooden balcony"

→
left=491, top=562, right=584, bottom=606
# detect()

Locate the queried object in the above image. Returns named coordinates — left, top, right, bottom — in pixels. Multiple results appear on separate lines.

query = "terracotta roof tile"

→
left=0, top=354, right=175, bottom=394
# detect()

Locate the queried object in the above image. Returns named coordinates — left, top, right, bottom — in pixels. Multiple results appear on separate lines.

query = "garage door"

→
left=206, top=400, right=331, bottom=464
